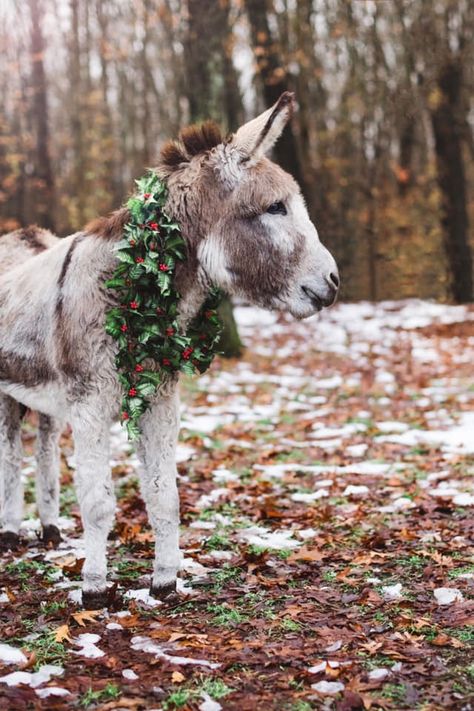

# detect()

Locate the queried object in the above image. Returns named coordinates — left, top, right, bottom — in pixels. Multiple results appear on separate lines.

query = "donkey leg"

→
left=36, top=414, right=62, bottom=547
left=137, top=387, right=181, bottom=599
left=72, top=417, right=115, bottom=607
left=0, top=395, right=23, bottom=550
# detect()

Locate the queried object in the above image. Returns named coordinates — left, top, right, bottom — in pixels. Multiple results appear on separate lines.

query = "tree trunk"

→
left=430, top=60, right=473, bottom=303
left=29, top=0, right=55, bottom=230
left=244, top=0, right=305, bottom=188
left=70, top=0, right=85, bottom=225
left=184, top=0, right=243, bottom=358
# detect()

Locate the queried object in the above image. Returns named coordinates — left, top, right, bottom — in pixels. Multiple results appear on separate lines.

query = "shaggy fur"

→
left=0, top=94, right=339, bottom=605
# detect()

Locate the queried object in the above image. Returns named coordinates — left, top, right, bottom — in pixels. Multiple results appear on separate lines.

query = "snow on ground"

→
left=2, top=299, right=473, bottom=708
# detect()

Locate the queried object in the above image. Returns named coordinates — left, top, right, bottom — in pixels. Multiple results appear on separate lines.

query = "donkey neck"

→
left=87, top=185, right=209, bottom=330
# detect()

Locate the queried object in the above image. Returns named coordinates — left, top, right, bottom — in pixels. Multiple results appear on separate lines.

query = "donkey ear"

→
left=230, top=92, right=295, bottom=161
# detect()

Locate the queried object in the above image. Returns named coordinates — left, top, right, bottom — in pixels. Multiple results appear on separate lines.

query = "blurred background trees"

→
left=0, top=0, right=473, bottom=304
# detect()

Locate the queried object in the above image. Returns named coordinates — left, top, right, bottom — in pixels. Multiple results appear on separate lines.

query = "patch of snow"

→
left=311, top=680, right=345, bottom=695
left=308, top=661, right=326, bottom=674
left=298, top=528, right=318, bottom=540
left=291, top=490, right=329, bottom=503
left=106, top=622, right=123, bottom=631
left=434, top=588, right=464, bottom=606
left=131, top=636, right=220, bottom=668
left=0, top=643, right=27, bottom=665
left=376, top=413, right=474, bottom=455
left=325, top=640, right=342, bottom=652
left=176, top=579, right=196, bottom=596
left=368, top=668, right=390, bottom=681
left=124, top=589, right=162, bottom=608
left=176, top=444, right=196, bottom=463
left=181, top=558, right=212, bottom=577
left=0, top=664, right=63, bottom=688
left=238, top=526, right=301, bottom=550
left=453, top=493, right=474, bottom=506
left=316, top=376, right=343, bottom=389
left=190, top=521, right=216, bottom=530
left=73, top=634, right=105, bottom=659
left=376, top=421, right=410, bottom=433
left=381, top=583, right=403, bottom=601
left=196, top=488, right=228, bottom=509
left=199, top=695, right=222, bottom=711
left=205, top=550, right=233, bottom=561
left=0, top=592, right=10, bottom=604
left=212, top=468, right=239, bottom=483
left=181, top=414, right=234, bottom=434
left=343, top=485, right=370, bottom=497
left=379, top=497, right=415, bottom=513
left=122, top=668, right=139, bottom=680
left=36, top=687, right=70, bottom=698
left=67, top=589, right=82, bottom=605
left=346, top=443, right=368, bottom=457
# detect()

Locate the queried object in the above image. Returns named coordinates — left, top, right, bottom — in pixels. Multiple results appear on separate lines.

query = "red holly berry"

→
left=128, top=388, right=137, bottom=396
left=120, top=324, right=128, bottom=332
left=150, top=243, right=156, bottom=250
left=135, top=364, right=144, bottom=372
left=162, top=358, right=171, bottom=367
left=130, top=301, right=139, bottom=309
left=159, top=264, right=168, bottom=272
left=122, top=411, right=129, bottom=421
left=156, top=307, right=164, bottom=315
left=205, top=310, right=213, bottom=319
left=165, top=327, right=174, bottom=336
left=129, top=239, right=136, bottom=246
left=135, top=257, right=144, bottom=264
left=149, top=222, right=159, bottom=230
left=182, top=346, right=194, bottom=360
left=143, top=193, right=151, bottom=199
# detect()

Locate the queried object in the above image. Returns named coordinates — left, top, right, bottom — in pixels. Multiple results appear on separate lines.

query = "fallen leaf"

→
left=72, top=609, right=102, bottom=626
left=55, top=624, right=72, bottom=643
left=171, top=671, right=185, bottom=683
left=288, top=546, right=324, bottom=562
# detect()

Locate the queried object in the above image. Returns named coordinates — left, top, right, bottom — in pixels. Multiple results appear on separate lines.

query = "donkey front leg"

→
left=0, top=394, right=23, bottom=550
left=36, top=414, right=62, bottom=547
left=138, top=387, right=181, bottom=599
left=72, top=417, right=115, bottom=607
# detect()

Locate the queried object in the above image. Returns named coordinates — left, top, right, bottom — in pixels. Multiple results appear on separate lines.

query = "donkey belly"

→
left=0, top=380, right=68, bottom=420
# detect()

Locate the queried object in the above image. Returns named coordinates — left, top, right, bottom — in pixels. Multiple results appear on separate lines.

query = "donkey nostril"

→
left=329, top=272, right=340, bottom=289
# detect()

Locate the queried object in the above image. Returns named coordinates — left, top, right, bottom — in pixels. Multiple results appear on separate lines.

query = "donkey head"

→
left=161, top=93, right=339, bottom=318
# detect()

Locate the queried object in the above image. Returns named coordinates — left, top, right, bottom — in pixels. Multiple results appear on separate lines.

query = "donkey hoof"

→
left=150, top=581, right=177, bottom=600
left=0, top=531, right=20, bottom=552
left=82, top=589, right=109, bottom=609
left=41, top=525, right=62, bottom=548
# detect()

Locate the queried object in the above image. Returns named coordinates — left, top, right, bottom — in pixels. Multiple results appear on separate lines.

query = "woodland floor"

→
left=0, top=300, right=473, bottom=711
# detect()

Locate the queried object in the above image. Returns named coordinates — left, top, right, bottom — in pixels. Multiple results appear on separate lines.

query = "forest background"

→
left=0, top=0, right=473, bottom=308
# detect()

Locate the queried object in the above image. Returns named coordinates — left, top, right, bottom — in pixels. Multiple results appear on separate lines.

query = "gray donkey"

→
left=0, top=93, right=339, bottom=607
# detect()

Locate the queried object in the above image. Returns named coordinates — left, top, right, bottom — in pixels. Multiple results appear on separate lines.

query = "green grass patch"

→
left=80, top=683, right=121, bottom=708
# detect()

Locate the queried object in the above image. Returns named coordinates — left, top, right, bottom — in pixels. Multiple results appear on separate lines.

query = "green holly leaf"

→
left=116, top=251, right=135, bottom=265
left=137, top=381, right=157, bottom=398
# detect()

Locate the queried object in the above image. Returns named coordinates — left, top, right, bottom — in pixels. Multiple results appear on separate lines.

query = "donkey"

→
left=0, top=93, right=339, bottom=607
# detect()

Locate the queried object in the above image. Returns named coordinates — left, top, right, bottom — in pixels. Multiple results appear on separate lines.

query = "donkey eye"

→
left=266, top=201, right=287, bottom=216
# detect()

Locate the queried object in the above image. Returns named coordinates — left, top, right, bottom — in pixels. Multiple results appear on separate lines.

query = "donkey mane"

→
left=160, top=120, right=224, bottom=170
left=86, top=121, right=224, bottom=240
left=86, top=207, right=130, bottom=241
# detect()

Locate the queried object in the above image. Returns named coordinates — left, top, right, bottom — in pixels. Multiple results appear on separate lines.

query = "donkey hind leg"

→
left=36, top=414, right=62, bottom=547
left=72, top=417, right=115, bottom=608
left=137, top=388, right=181, bottom=600
left=0, top=395, right=23, bottom=550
